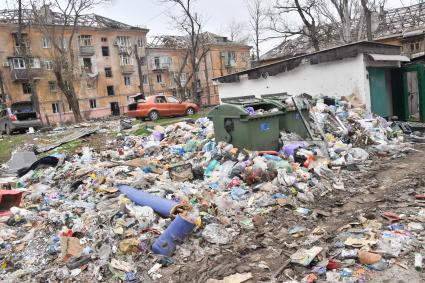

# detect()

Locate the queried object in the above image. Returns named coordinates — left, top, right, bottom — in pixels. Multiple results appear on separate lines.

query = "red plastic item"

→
left=382, top=211, right=401, bottom=222
left=60, top=229, right=74, bottom=237
left=0, top=190, right=23, bottom=216
left=326, top=259, right=341, bottom=270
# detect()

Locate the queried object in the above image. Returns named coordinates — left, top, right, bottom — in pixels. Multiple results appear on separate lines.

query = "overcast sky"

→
left=0, top=0, right=421, bottom=54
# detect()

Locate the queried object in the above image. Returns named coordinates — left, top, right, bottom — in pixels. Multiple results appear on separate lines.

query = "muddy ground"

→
left=159, top=144, right=425, bottom=283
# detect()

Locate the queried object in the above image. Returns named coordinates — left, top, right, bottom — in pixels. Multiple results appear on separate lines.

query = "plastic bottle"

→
left=415, top=253, right=422, bottom=272
left=205, top=160, right=219, bottom=177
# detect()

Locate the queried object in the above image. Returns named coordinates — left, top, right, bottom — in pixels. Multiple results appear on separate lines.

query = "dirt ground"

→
left=159, top=144, right=425, bottom=283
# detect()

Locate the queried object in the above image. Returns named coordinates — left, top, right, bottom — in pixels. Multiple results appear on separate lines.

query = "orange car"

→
left=127, top=95, right=199, bottom=121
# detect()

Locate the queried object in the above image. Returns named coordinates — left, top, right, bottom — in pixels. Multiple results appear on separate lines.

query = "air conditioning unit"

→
left=160, top=83, right=166, bottom=87
left=3, top=61, right=10, bottom=67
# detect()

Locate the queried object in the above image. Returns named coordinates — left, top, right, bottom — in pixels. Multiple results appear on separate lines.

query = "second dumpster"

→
left=262, top=93, right=312, bottom=139
left=208, top=96, right=282, bottom=151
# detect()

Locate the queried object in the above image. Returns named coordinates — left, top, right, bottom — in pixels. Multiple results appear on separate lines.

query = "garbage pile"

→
left=0, top=96, right=422, bottom=282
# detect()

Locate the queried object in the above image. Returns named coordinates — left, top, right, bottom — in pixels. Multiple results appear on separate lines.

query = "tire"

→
left=186, top=107, right=195, bottom=116
left=149, top=110, right=159, bottom=121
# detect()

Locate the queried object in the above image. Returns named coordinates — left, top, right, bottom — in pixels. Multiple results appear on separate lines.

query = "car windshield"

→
left=167, top=97, right=179, bottom=103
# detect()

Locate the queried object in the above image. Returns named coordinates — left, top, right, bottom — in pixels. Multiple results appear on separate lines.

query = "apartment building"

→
left=0, top=9, right=148, bottom=124
left=146, top=33, right=252, bottom=105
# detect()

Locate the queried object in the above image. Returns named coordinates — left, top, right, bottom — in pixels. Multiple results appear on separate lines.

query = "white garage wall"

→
left=217, top=54, right=372, bottom=109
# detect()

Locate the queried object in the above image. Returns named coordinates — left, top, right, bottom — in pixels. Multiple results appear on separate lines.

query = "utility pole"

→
left=134, top=44, right=144, bottom=95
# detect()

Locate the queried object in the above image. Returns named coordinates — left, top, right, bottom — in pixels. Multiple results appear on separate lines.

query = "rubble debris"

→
left=0, top=95, right=423, bottom=282
left=35, top=127, right=98, bottom=153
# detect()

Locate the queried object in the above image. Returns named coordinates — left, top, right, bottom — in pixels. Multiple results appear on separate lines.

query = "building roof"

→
left=147, top=32, right=251, bottom=49
left=261, top=3, right=425, bottom=62
left=0, top=8, right=148, bottom=31
left=374, top=3, right=425, bottom=39
left=214, top=41, right=401, bottom=83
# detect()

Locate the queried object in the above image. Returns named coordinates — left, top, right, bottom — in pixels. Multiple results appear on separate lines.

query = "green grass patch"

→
left=155, top=113, right=204, bottom=126
left=134, top=126, right=151, bottom=136
left=55, top=139, right=82, bottom=155
left=0, top=135, right=27, bottom=163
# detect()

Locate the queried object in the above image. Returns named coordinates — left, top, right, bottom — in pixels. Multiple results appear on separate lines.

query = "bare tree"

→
left=361, top=0, right=373, bottom=40
left=226, top=20, right=249, bottom=43
left=162, top=0, right=209, bottom=105
left=269, top=0, right=323, bottom=51
left=30, top=0, right=109, bottom=122
left=247, top=0, right=267, bottom=60
left=318, top=0, right=363, bottom=43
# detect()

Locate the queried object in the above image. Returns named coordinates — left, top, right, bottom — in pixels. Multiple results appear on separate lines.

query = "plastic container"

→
left=151, top=214, right=195, bottom=256
left=118, top=185, right=184, bottom=218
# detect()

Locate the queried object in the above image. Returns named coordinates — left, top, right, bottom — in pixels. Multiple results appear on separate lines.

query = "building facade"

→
left=0, top=10, right=148, bottom=124
left=146, top=34, right=251, bottom=105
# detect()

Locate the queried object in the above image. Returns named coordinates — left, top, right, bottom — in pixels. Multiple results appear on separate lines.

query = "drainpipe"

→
left=203, top=54, right=211, bottom=105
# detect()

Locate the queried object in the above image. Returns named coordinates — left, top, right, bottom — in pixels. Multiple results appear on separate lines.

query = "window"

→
left=156, top=74, right=162, bottom=83
left=140, top=57, right=145, bottom=66
left=154, top=57, right=160, bottom=68
left=124, top=76, right=131, bottom=86
left=155, top=96, right=166, bottom=103
left=22, top=83, right=32, bottom=94
left=61, top=38, right=68, bottom=50
left=82, top=58, right=92, bottom=73
left=180, top=73, right=187, bottom=83
left=120, top=54, right=132, bottom=65
left=116, top=36, right=130, bottom=47
left=107, top=85, right=115, bottom=96
left=167, top=96, right=179, bottom=103
left=105, top=67, right=112, bottom=78
left=137, top=38, right=144, bottom=48
left=79, top=35, right=92, bottom=46
left=45, top=60, right=53, bottom=70
left=89, top=99, right=97, bottom=109
left=142, top=74, right=148, bottom=84
left=101, top=46, right=110, bottom=56
left=101, top=37, right=107, bottom=42
left=29, top=58, right=40, bottom=68
left=48, top=81, right=57, bottom=92
left=52, top=102, right=60, bottom=114
left=13, top=58, right=25, bottom=69
left=42, top=37, right=51, bottom=48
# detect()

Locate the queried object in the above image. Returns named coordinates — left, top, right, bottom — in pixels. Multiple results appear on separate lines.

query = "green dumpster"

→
left=261, top=93, right=311, bottom=139
left=208, top=96, right=282, bottom=151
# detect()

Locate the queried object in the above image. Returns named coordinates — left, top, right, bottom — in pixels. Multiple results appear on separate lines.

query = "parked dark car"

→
left=0, top=102, right=42, bottom=135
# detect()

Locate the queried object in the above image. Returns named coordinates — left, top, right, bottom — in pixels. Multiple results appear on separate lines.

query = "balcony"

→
left=79, top=46, right=95, bottom=56
left=14, top=46, right=32, bottom=56
left=152, top=63, right=171, bottom=72
left=121, top=64, right=135, bottom=74
left=11, top=68, right=43, bottom=82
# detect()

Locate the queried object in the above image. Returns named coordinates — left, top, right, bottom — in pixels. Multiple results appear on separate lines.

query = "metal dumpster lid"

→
left=221, top=95, right=263, bottom=105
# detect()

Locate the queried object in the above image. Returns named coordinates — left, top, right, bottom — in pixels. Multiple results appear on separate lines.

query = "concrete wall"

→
left=217, top=54, right=372, bottom=108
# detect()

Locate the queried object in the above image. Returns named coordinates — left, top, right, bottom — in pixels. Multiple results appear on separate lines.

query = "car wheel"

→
left=186, top=107, right=195, bottom=116
left=149, top=110, right=159, bottom=121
